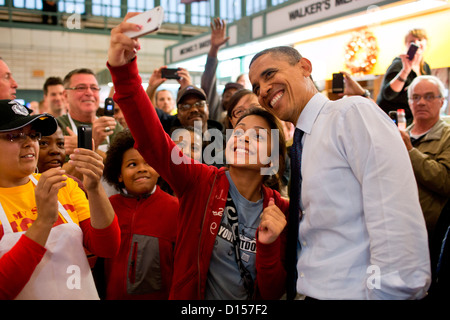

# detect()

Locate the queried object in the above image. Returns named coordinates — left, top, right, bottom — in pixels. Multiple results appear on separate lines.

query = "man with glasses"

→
left=399, top=75, right=450, bottom=298
left=57, top=68, right=123, bottom=182
left=175, top=86, right=212, bottom=134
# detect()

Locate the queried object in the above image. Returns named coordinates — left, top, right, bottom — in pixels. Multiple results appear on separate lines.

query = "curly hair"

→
left=103, top=128, right=136, bottom=191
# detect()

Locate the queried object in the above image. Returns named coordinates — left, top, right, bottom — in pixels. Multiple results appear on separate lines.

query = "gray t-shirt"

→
left=204, top=171, right=263, bottom=300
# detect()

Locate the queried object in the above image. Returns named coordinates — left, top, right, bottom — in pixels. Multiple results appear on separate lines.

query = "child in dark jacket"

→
left=102, top=129, right=179, bottom=299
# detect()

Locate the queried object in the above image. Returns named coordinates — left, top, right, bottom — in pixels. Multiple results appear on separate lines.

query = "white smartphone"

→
left=124, top=6, right=164, bottom=39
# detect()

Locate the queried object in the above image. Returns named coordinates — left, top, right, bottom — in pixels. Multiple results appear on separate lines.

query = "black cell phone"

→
left=104, top=97, right=115, bottom=117
left=406, top=43, right=419, bottom=60
left=389, top=111, right=398, bottom=125
left=161, top=68, right=180, bottom=80
left=332, top=72, right=344, bottom=94
left=77, top=125, right=93, bottom=150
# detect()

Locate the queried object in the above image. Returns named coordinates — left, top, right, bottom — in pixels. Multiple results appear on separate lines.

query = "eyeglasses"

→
left=65, top=85, right=101, bottom=92
left=178, top=101, right=206, bottom=112
left=409, top=93, right=442, bottom=103
left=0, top=132, right=42, bottom=143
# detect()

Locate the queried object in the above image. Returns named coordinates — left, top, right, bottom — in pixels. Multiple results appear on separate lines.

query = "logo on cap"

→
left=9, top=100, right=29, bottom=116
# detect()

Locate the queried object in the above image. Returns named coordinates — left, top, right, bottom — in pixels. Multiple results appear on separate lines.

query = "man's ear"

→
left=298, top=57, right=313, bottom=78
left=438, top=97, right=444, bottom=109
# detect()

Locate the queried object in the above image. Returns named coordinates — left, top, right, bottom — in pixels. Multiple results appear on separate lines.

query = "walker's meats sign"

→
left=266, top=0, right=389, bottom=35
left=167, top=0, right=396, bottom=64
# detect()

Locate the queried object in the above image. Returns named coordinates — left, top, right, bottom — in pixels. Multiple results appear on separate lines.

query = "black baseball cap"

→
left=0, top=99, right=57, bottom=136
left=176, top=85, right=207, bottom=105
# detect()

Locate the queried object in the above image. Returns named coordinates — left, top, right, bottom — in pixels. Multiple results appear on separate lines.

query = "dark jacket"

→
left=407, top=120, right=450, bottom=240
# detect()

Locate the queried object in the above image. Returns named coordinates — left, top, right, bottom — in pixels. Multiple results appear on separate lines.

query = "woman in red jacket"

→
left=107, top=14, right=289, bottom=300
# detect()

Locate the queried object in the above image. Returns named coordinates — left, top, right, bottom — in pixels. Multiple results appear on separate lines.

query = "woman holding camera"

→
left=376, top=28, right=431, bottom=124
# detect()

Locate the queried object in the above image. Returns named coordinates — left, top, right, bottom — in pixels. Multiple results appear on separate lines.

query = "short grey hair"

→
left=63, top=68, right=96, bottom=88
left=408, top=75, right=446, bottom=99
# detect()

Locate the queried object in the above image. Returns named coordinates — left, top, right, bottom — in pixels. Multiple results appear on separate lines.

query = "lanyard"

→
left=225, top=192, right=255, bottom=300
left=67, top=113, right=110, bottom=145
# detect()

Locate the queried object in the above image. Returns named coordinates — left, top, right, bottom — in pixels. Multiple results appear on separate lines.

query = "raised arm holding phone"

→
left=376, top=28, right=431, bottom=123
left=107, top=12, right=289, bottom=300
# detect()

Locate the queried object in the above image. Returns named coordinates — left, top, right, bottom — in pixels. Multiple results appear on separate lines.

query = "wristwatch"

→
left=361, top=89, right=371, bottom=98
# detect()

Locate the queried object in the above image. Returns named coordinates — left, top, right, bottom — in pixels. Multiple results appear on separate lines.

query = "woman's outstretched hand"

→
left=108, top=12, right=142, bottom=67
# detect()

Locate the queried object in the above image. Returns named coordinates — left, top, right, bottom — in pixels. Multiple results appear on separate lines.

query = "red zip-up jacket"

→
left=108, top=59, right=288, bottom=300
left=104, top=188, right=179, bottom=300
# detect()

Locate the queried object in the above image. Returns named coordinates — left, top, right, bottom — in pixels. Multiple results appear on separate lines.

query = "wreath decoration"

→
left=344, top=29, right=378, bottom=75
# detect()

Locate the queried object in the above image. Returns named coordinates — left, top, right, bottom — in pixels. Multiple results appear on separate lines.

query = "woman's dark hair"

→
left=225, top=89, right=257, bottom=129
left=235, top=107, right=287, bottom=191
left=103, top=128, right=135, bottom=191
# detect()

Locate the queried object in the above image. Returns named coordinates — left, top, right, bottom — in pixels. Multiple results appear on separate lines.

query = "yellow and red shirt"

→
left=0, top=173, right=90, bottom=237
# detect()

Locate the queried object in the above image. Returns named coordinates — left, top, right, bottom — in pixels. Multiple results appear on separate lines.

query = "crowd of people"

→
left=0, top=13, right=448, bottom=301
